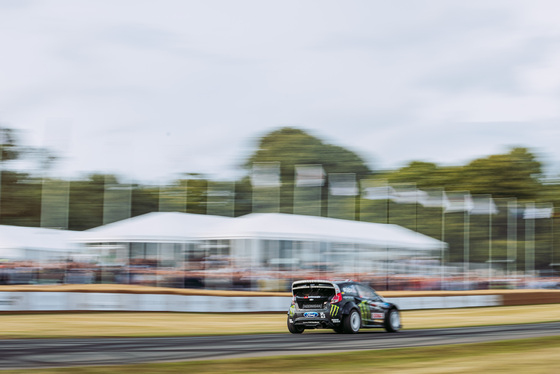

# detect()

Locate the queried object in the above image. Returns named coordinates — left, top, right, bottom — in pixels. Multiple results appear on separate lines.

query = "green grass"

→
left=3, top=336, right=560, bottom=373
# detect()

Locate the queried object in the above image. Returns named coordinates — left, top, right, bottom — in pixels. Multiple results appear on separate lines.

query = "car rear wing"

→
left=291, top=280, right=339, bottom=294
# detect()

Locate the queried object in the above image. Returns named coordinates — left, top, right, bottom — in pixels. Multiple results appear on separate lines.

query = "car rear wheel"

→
left=287, top=316, right=305, bottom=334
left=342, top=309, right=361, bottom=334
left=333, top=325, right=344, bottom=334
left=384, top=308, right=401, bottom=332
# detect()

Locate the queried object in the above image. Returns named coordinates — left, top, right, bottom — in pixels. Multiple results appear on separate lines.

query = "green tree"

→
left=384, top=148, right=542, bottom=200
left=243, top=127, right=372, bottom=214
left=378, top=147, right=548, bottom=269
left=0, top=127, right=21, bottom=162
left=68, top=174, right=106, bottom=230
left=384, top=161, right=451, bottom=188
left=131, top=185, right=159, bottom=217
left=459, top=147, right=542, bottom=200
left=185, top=177, right=208, bottom=215
left=245, top=127, right=371, bottom=177
left=0, top=127, right=54, bottom=227
left=0, top=171, right=42, bottom=227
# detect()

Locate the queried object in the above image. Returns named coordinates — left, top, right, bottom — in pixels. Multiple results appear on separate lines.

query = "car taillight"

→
left=331, top=292, right=342, bottom=304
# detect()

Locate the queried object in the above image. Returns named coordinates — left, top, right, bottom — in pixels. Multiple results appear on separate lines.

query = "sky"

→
left=1, top=0, right=560, bottom=184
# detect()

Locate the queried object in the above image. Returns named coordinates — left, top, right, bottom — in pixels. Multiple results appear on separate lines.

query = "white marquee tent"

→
left=80, top=212, right=446, bottom=274
left=81, top=212, right=233, bottom=243
left=206, top=213, right=444, bottom=250
left=81, top=212, right=443, bottom=250
left=0, top=225, right=82, bottom=261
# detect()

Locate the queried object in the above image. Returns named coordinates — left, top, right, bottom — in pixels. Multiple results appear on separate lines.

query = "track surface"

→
left=1, top=322, right=560, bottom=369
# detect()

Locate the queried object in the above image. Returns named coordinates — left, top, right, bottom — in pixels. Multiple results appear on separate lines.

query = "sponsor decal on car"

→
left=341, top=285, right=357, bottom=294
left=303, top=304, right=323, bottom=309
left=303, top=312, right=319, bottom=318
left=289, top=305, right=295, bottom=316
left=371, top=312, right=384, bottom=319
left=331, top=318, right=340, bottom=323
left=359, top=300, right=369, bottom=321
left=330, top=304, right=340, bottom=316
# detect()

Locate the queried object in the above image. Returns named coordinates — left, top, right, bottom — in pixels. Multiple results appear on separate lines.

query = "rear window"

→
left=293, top=282, right=335, bottom=298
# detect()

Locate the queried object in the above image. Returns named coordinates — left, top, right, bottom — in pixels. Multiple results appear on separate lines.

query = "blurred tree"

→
left=68, top=174, right=106, bottom=231
left=0, top=126, right=54, bottom=227
left=243, top=127, right=372, bottom=214
left=384, top=161, right=452, bottom=188
left=0, top=127, right=20, bottom=162
left=234, top=178, right=252, bottom=216
left=384, top=148, right=542, bottom=200
left=184, top=176, right=208, bottom=215
left=0, top=171, right=42, bottom=227
left=459, top=147, right=542, bottom=200
left=131, top=185, right=159, bottom=217
left=245, top=127, right=371, bottom=176
left=380, top=147, right=546, bottom=269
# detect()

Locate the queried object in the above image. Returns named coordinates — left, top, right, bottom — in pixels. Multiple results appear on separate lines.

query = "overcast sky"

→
left=1, top=0, right=560, bottom=184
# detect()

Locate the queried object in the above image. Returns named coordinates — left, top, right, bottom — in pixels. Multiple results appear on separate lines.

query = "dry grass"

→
left=0, top=304, right=558, bottom=339
left=1, top=337, right=560, bottom=373
left=402, top=303, right=560, bottom=329
left=383, top=347, right=560, bottom=374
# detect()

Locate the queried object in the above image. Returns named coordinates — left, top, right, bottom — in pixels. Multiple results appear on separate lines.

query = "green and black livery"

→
left=287, top=279, right=401, bottom=334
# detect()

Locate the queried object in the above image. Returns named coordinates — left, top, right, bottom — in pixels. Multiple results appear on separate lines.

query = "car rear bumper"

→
left=290, top=310, right=341, bottom=329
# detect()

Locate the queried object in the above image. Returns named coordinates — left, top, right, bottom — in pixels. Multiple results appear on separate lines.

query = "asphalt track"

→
left=1, top=322, right=560, bottom=369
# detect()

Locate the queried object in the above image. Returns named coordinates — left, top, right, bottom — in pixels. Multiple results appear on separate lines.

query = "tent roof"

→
left=0, top=225, right=82, bottom=258
left=207, top=213, right=444, bottom=250
left=82, top=212, right=233, bottom=243
left=83, top=212, right=444, bottom=250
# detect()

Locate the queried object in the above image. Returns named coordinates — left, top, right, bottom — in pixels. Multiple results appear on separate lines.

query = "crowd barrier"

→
left=1, top=286, right=558, bottom=312
left=0, top=292, right=498, bottom=312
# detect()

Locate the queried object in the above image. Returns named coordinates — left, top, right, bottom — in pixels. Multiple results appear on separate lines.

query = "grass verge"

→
left=3, top=336, right=560, bottom=373
left=0, top=304, right=559, bottom=339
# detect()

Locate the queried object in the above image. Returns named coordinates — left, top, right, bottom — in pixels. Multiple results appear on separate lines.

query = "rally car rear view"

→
left=287, top=279, right=401, bottom=334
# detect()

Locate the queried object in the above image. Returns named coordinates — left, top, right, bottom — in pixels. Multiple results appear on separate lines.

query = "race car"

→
left=287, top=279, right=401, bottom=334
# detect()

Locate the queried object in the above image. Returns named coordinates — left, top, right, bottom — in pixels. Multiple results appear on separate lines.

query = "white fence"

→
left=0, top=292, right=501, bottom=312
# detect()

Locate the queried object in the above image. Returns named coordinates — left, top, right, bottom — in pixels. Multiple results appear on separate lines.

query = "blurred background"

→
left=1, top=126, right=559, bottom=292
left=1, top=1, right=560, bottom=292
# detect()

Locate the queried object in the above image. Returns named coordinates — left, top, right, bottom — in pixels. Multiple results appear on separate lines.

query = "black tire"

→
left=342, top=309, right=361, bottom=334
left=384, top=308, right=401, bottom=333
left=287, top=316, right=304, bottom=334
left=333, top=325, right=344, bottom=334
